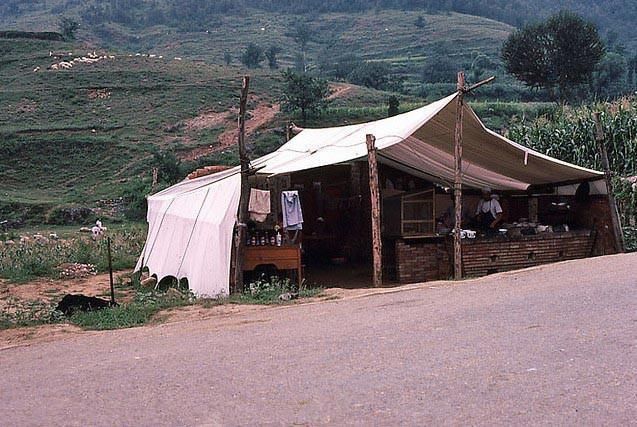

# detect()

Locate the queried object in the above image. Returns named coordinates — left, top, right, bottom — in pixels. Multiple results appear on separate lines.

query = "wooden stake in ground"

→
left=107, top=237, right=115, bottom=305
left=233, top=76, right=251, bottom=293
left=366, top=134, right=382, bottom=287
left=593, top=112, right=625, bottom=253
left=453, top=72, right=466, bottom=280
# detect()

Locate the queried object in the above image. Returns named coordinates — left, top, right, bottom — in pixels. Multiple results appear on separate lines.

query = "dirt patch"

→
left=327, top=83, right=356, bottom=100
left=178, top=100, right=281, bottom=161
left=182, top=110, right=231, bottom=132
left=0, top=271, right=133, bottom=308
left=0, top=323, right=85, bottom=351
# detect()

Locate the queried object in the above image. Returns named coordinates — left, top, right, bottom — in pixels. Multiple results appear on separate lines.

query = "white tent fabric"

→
left=258, top=93, right=602, bottom=190
left=137, top=92, right=603, bottom=296
left=135, top=168, right=241, bottom=297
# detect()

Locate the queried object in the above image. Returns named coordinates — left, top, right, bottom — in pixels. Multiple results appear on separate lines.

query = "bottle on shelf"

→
left=276, top=230, right=282, bottom=246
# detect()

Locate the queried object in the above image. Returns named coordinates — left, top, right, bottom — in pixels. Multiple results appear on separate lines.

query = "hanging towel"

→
left=248, top=189, right=271, bottom=222
left=282, top=190, right=303, bottom=229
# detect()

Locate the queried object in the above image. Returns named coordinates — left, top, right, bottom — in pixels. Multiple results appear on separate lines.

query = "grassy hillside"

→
left=0, top=37, right=416, bottom=222
left=0, top=7, right=525, bottom=93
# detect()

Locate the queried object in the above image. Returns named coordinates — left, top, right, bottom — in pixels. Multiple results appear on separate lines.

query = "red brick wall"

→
left=394, top=239, right=451, bottom=283
left=462, top=232, right=594, bottom=277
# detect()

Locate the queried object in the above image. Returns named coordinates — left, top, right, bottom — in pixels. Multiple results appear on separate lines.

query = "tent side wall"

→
left=136, top=173, right=241, bottom=297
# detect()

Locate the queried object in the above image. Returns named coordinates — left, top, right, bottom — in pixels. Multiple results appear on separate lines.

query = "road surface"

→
left=1, top=253, right=636, bottom=426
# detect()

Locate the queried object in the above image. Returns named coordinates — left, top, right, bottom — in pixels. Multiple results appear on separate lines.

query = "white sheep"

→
left=33, top=66, right=40, bottom=72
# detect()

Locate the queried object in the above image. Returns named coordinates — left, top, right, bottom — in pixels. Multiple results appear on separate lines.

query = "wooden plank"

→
left=366, top=134, right=383, bottom=287
left=593, top=112, right=625, bottom=253
left=233, top=76, right=251, bottom=294
left=453, top=71, right=465, bottom=280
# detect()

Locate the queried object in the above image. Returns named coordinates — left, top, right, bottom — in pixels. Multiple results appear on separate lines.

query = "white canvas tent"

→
left=136, top=92, right=603, bottom=296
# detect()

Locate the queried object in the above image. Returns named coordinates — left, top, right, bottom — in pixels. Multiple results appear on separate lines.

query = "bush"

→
left=46, top=206, right=95, bottom=225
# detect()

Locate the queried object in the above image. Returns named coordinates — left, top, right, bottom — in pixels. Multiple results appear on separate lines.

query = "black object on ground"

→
left=56, top=294, right=117, bottom=316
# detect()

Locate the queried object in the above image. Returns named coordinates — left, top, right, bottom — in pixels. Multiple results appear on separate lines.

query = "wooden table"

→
left=243, top=245, right=303, bottom=284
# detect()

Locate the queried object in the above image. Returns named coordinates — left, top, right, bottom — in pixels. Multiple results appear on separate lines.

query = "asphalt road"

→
left=1, top=253, right=636, bottom=426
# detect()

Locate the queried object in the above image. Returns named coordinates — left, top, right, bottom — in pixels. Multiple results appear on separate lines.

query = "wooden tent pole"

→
left=233, top=76, right=251, bottom=293
left=453, top=71, right=466, bottom=280
left=594, top=112, right=625, bottom=253
left=366, top=134, right=383, bottom=287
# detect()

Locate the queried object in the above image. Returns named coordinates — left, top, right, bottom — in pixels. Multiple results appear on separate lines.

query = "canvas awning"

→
left=256, top=93, right=602, bottom=190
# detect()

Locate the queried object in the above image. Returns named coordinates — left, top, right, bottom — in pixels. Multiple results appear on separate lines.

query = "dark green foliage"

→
left=593, top=53, right=628, bottom=99
left=414, top=15, right=426, bottom=28
left=46, top=206, right=95, bottom=226
left=0, top=31, right=64, bottom=41
left=152, top=150, right=184, bottom=185
left=421, top=56, right=462, bottom=84
left=58, top=16, right=79, bottom=40
left=508, top=99, right=637, bottom=177
left=241, top=43, right=265, bottom=68
left=223, top=51, right=232, bottom=65
left=349, top=62, right=403, bottom=92
left=265, top=45, right=281, bottom=69
left=387, top=95, right=400, bottom=117
left=281, top=69, right=330, bottom=123
left=121, top=178, right=151, bottom=221
left=501, top=11, right=605, bottom=100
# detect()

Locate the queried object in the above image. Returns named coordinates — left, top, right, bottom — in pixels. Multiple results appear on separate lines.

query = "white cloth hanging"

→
left=282, top=190, right=303, bottom=230
left=248, top=188, right=271, bottom=222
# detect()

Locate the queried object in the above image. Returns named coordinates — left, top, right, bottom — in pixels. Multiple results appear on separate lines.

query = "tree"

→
left=281, top=70, right=330, bottom=124
left=265, top=45, right=281, bottom=69
left=349, top=62, right=403, bottom=92
left=223, top=50, right=232, bottom=66
left=593, top=53, right=627, bottom=99
left=414, top=15, right=426, bottom=29
left=289, top=24, right=314, bottom=72
left=241, top=43, right=264, bottom=68
left=501, top=11, right=605, bottom=101
left=58, top=16, right=79, bottom=41
left=387, top=96, right=400, bottom=117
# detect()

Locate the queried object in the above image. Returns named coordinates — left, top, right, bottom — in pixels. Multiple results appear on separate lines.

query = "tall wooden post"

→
left=366, top=134, right=383, bottom=287
left=594, top=112, right=625, bottom=253
left=233, top=76, right=251, bottom=293
left=453, top=71, right=466, bottom=280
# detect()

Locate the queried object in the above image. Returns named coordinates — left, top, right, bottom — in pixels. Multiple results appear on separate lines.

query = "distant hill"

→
left=1, top=0, right=635, bottom=49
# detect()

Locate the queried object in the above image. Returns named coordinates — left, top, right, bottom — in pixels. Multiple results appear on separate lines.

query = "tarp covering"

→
left=137, top=93, right=603, bottom=295
left=135, top=168, right=241, bottom=297
left=258, top=93, right=602, bottom=190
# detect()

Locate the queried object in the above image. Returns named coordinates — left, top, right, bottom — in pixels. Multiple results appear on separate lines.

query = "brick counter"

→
left=461, top=230, right=594, bottom=277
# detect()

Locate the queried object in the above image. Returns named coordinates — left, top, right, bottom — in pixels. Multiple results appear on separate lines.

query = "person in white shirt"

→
left=475, top=186, right=503, bottom=233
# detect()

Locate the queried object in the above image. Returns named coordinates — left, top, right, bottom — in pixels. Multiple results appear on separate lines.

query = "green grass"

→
left=0, top=225, right=146, bottom=282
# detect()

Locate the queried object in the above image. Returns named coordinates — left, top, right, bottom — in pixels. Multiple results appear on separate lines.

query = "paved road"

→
left=1, top=254, right=636, bottom=426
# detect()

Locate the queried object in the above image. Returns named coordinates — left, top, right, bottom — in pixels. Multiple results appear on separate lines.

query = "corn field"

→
left=508, top=97, right=637, bottom=250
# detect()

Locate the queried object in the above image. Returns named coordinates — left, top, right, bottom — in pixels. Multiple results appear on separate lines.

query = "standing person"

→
left=475, top=186, right=503, bottom=234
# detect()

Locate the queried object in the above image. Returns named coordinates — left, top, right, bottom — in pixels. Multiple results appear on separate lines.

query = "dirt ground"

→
left=4, top=253, right=633, bottom=351
left=180, top=98, right=281, bottom=161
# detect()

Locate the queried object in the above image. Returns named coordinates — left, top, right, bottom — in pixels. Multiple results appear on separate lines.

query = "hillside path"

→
left=1, top=253, right=636, bottom=425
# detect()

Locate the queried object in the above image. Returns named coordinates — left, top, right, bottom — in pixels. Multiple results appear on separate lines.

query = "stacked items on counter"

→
left=246, top=188, right=304, bottom=246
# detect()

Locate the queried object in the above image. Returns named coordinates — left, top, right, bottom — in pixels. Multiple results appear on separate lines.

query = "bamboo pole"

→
left=453, top=71, right=466, bottom=280
left=366, top=134, right=383, bottom=287
left=233, top=76, right=251, bottom=293
left=593, top=112, right=625, bottom=253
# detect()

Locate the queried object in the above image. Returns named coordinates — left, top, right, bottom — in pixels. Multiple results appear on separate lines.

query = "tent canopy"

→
left=137, top=92, right=603, bottom=296
left=257, top=93, right=601, bottom=190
